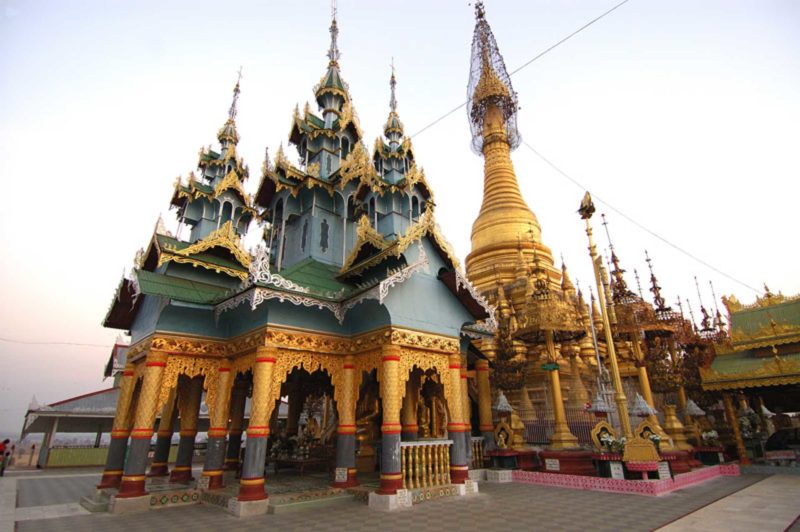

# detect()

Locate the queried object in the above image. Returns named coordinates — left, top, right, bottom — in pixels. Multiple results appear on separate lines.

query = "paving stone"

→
left=2, top=471, right=771, bottom=531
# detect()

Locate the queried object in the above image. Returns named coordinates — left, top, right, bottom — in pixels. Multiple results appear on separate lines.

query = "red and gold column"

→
left=237, top=346, right=276, bottom=502
left=98, top=362, right=137, bottom=489
left=201, top=360, right=234, bottom=490
left=224, top=378, right=248, bottom=472
left=117, top=352, right=167, bottom=498
left=169, top=375, right=203, bottom=483
left=333, top=355, right=359, bottom=488
left=148, top=386, right=177, bottom=477
left=377, top=345, right=403, bottom=494
left=461, top=358, right=472, bottom=464
left=448, top=353, right=469, bottom=484
left=475, top=359, right=494, bottom=450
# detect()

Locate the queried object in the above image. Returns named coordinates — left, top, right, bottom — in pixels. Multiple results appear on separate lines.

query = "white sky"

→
left=1, top=0, right=798, bottom=434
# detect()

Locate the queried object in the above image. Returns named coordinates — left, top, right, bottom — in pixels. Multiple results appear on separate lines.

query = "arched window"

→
left=221, top=202, right=233, bottom=225
left=369, top=197, right=376, bottom=228
left=411, top=196, right=419, bottom=221
left=341, top=137, right=350, bottom=159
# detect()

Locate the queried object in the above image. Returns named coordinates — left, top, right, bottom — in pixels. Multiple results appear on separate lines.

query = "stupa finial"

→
left=644, top=250, right=668, bottom=312
left=389, top=57, right=397, bottom=112
left=467, top=0, right=519, bottom=154
left=229, top=67, right=242, bottom=120
left=327, top=0, right=340, bottom=66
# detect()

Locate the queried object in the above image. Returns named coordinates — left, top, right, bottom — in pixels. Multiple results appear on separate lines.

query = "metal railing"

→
left=401, top=440, right=452, bottom=489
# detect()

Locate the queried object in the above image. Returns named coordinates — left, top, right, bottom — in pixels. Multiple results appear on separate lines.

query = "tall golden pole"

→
left=545, top=331, right=580, bottom=449
left=579, top=193, right=632, bottom=438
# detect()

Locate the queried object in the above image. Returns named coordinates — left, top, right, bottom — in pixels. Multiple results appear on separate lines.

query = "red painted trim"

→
left=449, top=364, right=461, bottom=369
left=218, top=367, right=231, bottom=372
left=255, top=357, right=276, bottom=363
left=146, top=361, right=167, bottom=367
left=343, top=364, right=355, bottom=369
left=382, top=355, right=401, bottom=362
left=476, top=367, right=489, bottom=372
left=123, top=371, right=134, bottom=376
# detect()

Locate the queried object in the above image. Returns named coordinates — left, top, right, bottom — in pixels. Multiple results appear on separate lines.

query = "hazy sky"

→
left=1, top=0, right=798, bottom=434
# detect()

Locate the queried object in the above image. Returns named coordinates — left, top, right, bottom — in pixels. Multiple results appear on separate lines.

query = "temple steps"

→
left=79, top=489, right=113, bottom=513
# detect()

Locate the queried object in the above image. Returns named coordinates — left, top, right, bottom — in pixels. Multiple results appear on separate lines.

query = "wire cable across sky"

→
left=410, top=0, right=759, bottom=294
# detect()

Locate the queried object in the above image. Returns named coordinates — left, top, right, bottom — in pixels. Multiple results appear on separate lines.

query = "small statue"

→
left=306, top=416, right=321, bottom=440
left=417, top=391, right=431, bottom=438
left=432, top=394, right=447, bottom=439
left=356, top=380, right=380, bottom=444
left=496, top=431, right=507, bottom=449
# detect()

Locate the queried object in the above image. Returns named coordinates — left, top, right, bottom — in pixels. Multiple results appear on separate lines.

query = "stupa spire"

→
left=383, top=61, right=405, bottom=146
left=218, top=72, right=242, bottom=147
left=389, top=58, right=397, bottom=112
left=645, top=250, right=670, bottom=313
left=327, top=0, right=340, bottom=66
left=465, top=1, right=554, bottom=295
left=600, top=213, right=634, bottom=303
left=314, top=1, right=349, bottom=118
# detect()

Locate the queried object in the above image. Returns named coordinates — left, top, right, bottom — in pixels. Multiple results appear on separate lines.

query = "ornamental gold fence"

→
left=514, top=378, right=676, bottom=445
left=470, top=437, right=485, bottom=469
left=401, top=440, right=452, bottom=489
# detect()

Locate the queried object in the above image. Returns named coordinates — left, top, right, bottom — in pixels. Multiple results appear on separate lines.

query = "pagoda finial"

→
left=601, top=213, right=632, bottom=303
left=686, top=298, right=699, bottom=332
left=218, top=73, right=242, bottom=145
left=694, top=276, right=712, bottom=331
left=561, top=259, right=576, bottom=299
left=467, top=0, right=519, bottom=154
left=634, top=268, right=644, bottom=299
left=709, top=280, right=726, bottom=332
left=327, top=0, right=340, bottom=66
left=645, top=250, right=670, bottom=312
left=229, top=67, right=242, bottom=120
left=389, top=57, right=397, bottom=112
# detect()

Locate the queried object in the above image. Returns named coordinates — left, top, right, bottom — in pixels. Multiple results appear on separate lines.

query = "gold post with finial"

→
left=578, top=192, right=632, bottom=438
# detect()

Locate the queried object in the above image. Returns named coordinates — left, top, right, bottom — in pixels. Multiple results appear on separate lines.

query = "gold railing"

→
left=471, top=437, right=485, bottom=469
left=401, top=440, right=452, bottom=489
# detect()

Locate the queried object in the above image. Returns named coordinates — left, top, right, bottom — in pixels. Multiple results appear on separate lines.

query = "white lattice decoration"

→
left=216, top=242, right=430, bottom=324
left=454, top=268, right=497, bottom=330
left=245, top=245, right=310, bottom=293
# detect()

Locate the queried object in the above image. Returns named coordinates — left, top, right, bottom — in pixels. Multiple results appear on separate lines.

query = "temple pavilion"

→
left=88, top=0, right=797, bottom=518
left=99, top=8, right=494, bottom=515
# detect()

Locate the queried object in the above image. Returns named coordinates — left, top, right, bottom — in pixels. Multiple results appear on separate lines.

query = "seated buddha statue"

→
left=356, top=380, right=380, bottom=445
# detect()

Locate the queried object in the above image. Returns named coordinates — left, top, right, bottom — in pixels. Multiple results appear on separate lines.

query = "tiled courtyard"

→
left=2, top=468, right=799, bottom=531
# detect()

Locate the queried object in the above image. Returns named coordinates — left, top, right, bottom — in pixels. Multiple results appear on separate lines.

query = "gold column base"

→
left=662, top=405, right=692, bottom=451
left=547, top=429, right=580, bottom=450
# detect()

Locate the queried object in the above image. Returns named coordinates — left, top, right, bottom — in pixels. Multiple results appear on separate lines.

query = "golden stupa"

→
left=465, top=41, right=558, bottom=295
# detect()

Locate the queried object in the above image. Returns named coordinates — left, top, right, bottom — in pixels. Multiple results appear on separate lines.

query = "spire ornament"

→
left=327, top=0, right=340, bottom=66
left=389, top=58, right=397, bottom=112
left=467, top=0, right=520, bottom=154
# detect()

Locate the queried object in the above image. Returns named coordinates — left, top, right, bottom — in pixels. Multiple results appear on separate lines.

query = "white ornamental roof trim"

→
left=215, top=242, right=430, bottom=324
left=245, top=245, right=310, bottom=293
left=454, top=268, right=497, bottom=331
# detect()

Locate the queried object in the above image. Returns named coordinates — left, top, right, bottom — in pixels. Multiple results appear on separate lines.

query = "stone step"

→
left=79, top=495, right=109, bottom=513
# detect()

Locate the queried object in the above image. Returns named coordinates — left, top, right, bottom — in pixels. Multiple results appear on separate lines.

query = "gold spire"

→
left=465, top=5, right=556, bottom=295
left=561, top=261, right=576, bottom=300
left=472, top=49, right=510, bottom=107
